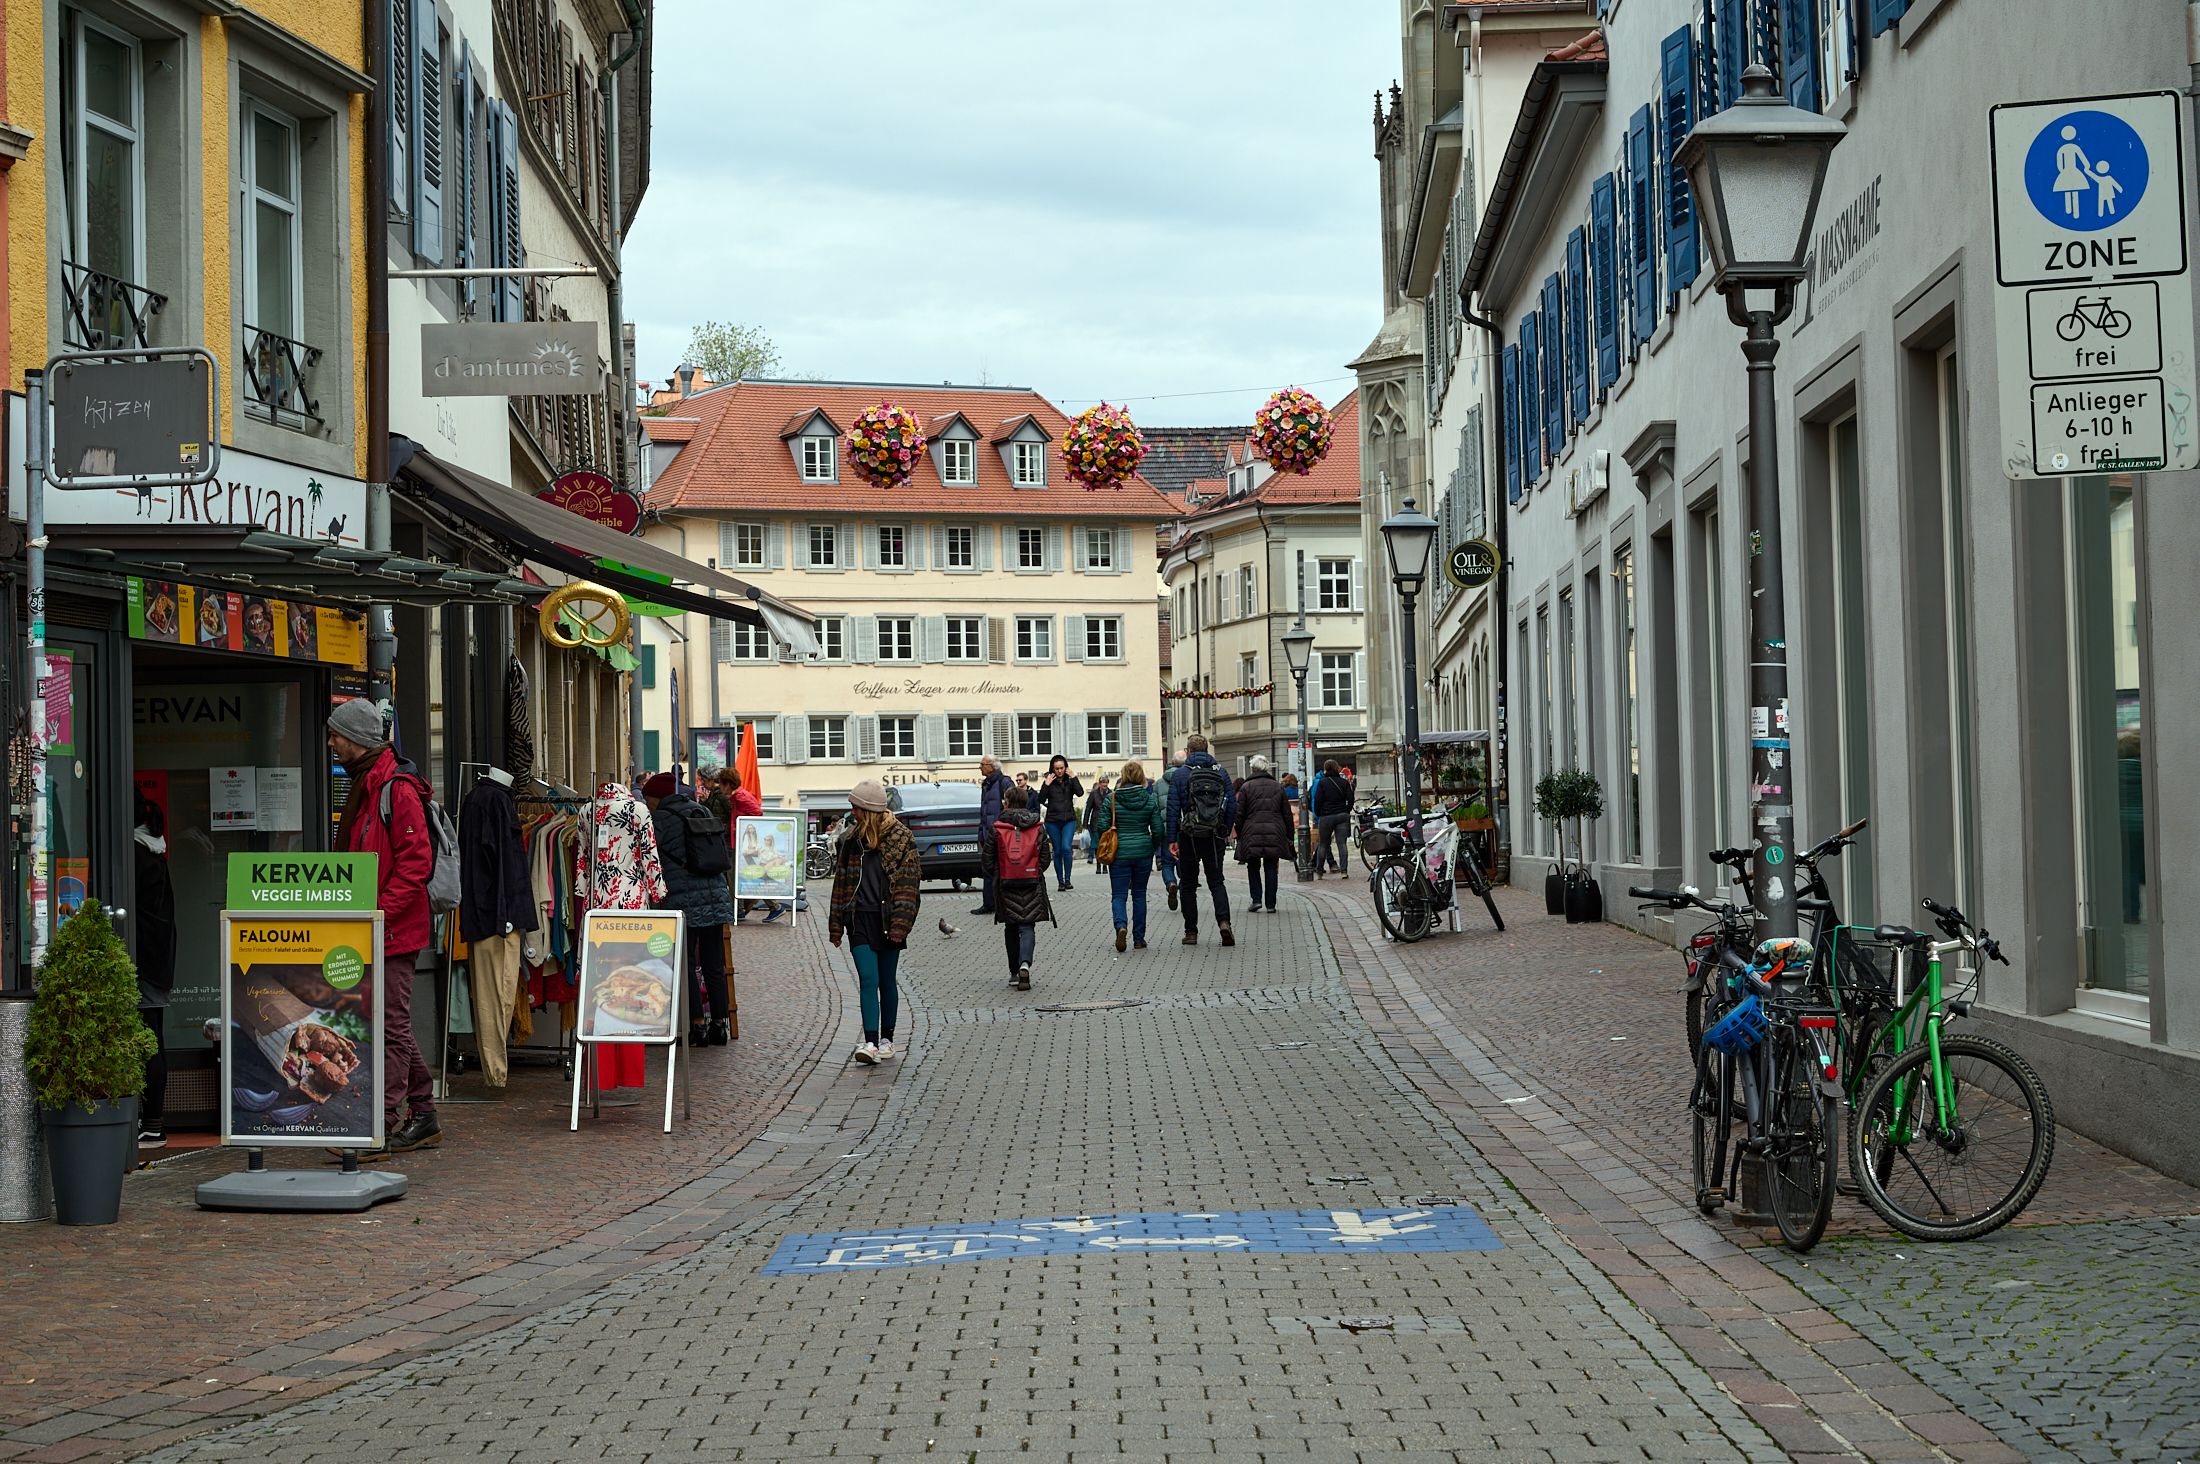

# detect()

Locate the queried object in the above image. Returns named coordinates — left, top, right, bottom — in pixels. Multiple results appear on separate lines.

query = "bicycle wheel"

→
left=1374, top=863, right=1433, bottom=943
left=1766, top=1029, right=1836, bottom=1252
left=1685, top=986, right=1705, bottom=1056
left=1458, top=852, right=1504, bottom=931
left=1849, top=1034, right=2055, bottom=1241
left=1690, top=1043, right=1734, bottom=1214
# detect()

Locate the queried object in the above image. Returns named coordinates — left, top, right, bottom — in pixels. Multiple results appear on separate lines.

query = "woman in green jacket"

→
left=1093, top=760, right=1169, bottom=952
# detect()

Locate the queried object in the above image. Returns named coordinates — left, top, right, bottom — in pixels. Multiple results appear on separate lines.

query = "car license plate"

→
left=938, top=842, right=977, bottom=854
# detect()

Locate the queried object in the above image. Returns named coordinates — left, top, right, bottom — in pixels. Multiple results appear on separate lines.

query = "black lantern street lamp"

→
left=1380, top=496, right=1440, bottom=834
left=1675, top=64, right=1845, bottom=939
left=1281, top=621, right=1316, bottom=879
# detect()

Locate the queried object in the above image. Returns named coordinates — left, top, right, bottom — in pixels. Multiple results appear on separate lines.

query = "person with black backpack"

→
left=644, top=772, right=738, bottom=1045
left=1165, top=734, right=1238, bottom=947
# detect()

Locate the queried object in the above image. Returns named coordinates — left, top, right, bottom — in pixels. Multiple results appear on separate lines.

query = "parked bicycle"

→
left=1361, top=805, right=1503, bottom=939
left=803, top=817, right=842, bottom=881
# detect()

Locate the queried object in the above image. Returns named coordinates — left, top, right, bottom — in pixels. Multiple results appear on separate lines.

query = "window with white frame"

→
left=877, top=616, right=915, bottom=662
left=733, top=718, right=775, bottom=762
left=1015, top=615, right=1052, bottom=661
left=876, top=524, right=906, bottom=567
left=946, top=616, right=982, bottom=663
left=1016, top=713, right=1054, bottom=758
left=67, top=14, right=145, bottom=292
left=801, top=435, right=836, bottom=482
left=946, top=715, right=985, bottom=759
left=1317, top=558, right=1352, bottom=610
left=731, top=523, right=765, bottom=568
left=1239, top=654, right=1260, bottom=696
left=1238, top=566, right=1256, bottom=619
left=809, top=715, right=847, bottom=761
left=1084, top=615, right=1122, bottom=661
left=1017, top=527, right=1045, bottom=569
left=1013, top=441, right=1045, bottom=486
left=878, top=715, right=916, bottom=762
left=1083, top=528, right=1114, bottom=570
left=726, top=622, right=775, bottom=662
left=1088, top=713, right=1124, bottom=757
left=1318, top=652, right=1356, bottom=709
left=945, top=525, right=975, bottom=568
left=812, top=616, right=845, bottom=661
left=941, top=438, right=975, bottom=484
left=243, top=101, right=303, bottom=352
left=807, top=524, right=837, bottom=567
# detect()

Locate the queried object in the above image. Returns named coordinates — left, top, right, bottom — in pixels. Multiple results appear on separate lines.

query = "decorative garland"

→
left=846, top=402, right=929, bottom=490
left=1252, top=386, right=1334, bottom=476
left=1161, top=683, right=1274, bottom=701
left=1060, top=402, right=1149, bottom=490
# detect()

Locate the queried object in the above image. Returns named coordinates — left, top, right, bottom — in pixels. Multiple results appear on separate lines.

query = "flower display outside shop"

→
left=1060, top=402, right=1149, bottom=490
left=1252, top=386, right=1334, bottom=475
left=847, top=402, right=930, bottom=490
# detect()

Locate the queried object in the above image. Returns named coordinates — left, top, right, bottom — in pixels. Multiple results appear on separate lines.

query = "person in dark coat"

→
left=984, top=786, right=1055, bottom=990
left=1234, top=756, right=1295, bottom=914
left=973, top=754, right=1012, bottom=915
left=1310, top=758, right=1354, bottom=876
left=644, top=772, right=738, bottom=1045
left=131, top=794, right=176, bottom=1146
left=1037, top=754, right=1085, bottom=892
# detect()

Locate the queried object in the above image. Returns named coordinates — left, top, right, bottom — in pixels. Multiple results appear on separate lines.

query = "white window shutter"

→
left=411, top=0, right=445, bottom=258
left=782, top=714, right=810, bottom=764
left=977, top=526, right=995, bottom=571
left=1066, top=713, right=1089, bottom=759
left=852, top=615, right=879, bottom=664
left=859, top=523, right=876, bottom=570
left=920, top=714, right=948, bottom=762
left=989, top=712, right=1014, bottom=759
left=908, top=528, right=927, bottom=570
left=710, top=620, right=731, bottom=663
left=717, top=522, right=737, bottom=567
left=1354, top=651, right=1368, bottom=710
left=1051, top=712, right=1067, bottom=757
left=931, top=524, right=947, bottom=567
left=1046, top=525, right=1064, bottom=571
left=1248, top=567, right=1258, bottom=615
left=1129, top=712, right=1150, bottom=759
left=767, top=522, right=785, bottom=569
left=920, top=615, right=948, bottom=662
left=855, top=715, right=879, bottom=764
left=1350, top=561, right=1366, bottom=613
left=1065, top=614, right=1086, bottom=662
left=986, top=615, right=1006, bottom=665
left=1115, top=526, right=1133, bottom=574
left=836, top=523, right=854, bottom=568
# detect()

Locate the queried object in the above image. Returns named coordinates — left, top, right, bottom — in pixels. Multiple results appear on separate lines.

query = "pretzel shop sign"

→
left=538, top=469, right=640, bottom=535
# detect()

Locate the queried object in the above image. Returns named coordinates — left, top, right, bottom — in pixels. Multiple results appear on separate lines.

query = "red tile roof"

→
left=644, top=380, right=1179, bottom=518
left=644, top=416, right=700, bottom=442
left=1181, top=390, right=1362, bottom=518
left=1547, top=29, right=1606, bottom=62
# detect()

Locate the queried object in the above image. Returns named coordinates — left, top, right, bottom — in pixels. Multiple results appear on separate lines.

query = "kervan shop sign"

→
left=422, top=321, right=605, bottom=398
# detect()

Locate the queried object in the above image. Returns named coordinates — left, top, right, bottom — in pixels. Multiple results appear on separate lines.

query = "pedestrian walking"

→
left=1082, top=774, right=1112, bottom=869
left=1311, top=758, right=1353, bottom=876
left=1159, top=752, right=1186, bottom=909
left=1234, top=755, right=1293, bottom=913
left=1166, top=734, right=1238, bottom=946
left=328, top=698, right=441, bottom=1154
left=828, top=779, right=921, bottom=1064
left=1093, top=759, right=1167, bottom=951
left=644, top=772, right=737, bottom=1047
left=972, top=754, right=1011, bottom=914
left=986, top=786, right=1055, bottom=990
left=1038, top=754, right=1084, bottom=892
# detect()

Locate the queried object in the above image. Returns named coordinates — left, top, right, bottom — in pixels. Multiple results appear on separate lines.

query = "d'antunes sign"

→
left=422, top=321, right=605, bottom=398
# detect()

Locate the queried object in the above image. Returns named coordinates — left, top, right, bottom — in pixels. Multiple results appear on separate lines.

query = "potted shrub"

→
left=24, top=900, right=153, bottom=1225
left=1535, top=770, right=1607, bottom=921
left=1533, top=772, right=1570, bottom=914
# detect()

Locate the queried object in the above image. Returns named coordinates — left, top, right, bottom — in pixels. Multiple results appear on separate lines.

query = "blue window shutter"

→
left=1757, top=0, right=1784, bottom=85
left=1697, top=16, right=1717, bottom=122
left=494, top=102, right=524, bottom=323
left=410, top=0, right=443, bottom=258
left=1628, top=107, right=1657, bottom=346
left=1717, top=0, right=1745, bottom=107
left=1519, top=311, right=1541, bottom=483
left=1783, top=0, right=1822, bottom=112
left=1661, top=29, right=1701, bottom=294
left=387, top=0, right=413, bottom=207
left=1501, top=344, right=1522, bottom=504
left=1541, top=275, right=1563, bottom=457
left=1566, top=227, right=1590, bottom=423
left=456, top=44, right=476, bottom=314
left=1871, top=0, right=1912, bottom=36
left=1591, top=176, right=1619, bottom=391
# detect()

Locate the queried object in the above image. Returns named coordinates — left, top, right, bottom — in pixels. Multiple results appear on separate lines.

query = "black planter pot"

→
left=42, top=1096, right=137, bottom=1226
left=1544, top=867, right=1565, bottom=915
left=1564, top=872, right=1605, bottom=925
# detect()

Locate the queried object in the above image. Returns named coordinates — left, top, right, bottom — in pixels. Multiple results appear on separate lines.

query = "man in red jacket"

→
left=328, top=698, right=440, bottom=1154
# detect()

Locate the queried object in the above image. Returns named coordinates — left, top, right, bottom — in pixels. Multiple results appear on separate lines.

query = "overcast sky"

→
left=623, top=3, right=1398, bottom=428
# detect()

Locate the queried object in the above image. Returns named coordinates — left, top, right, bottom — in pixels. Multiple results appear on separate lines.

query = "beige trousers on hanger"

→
left=471, top=931, right=524, bottom=1086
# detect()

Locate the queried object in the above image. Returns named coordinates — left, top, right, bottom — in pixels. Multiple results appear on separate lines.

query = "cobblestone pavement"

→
left=1763, top=1218, right=2200, bottom=1464
left=143, top=882, right=1790, bottom=1463
left=0, top=917, right=844, bottom=1462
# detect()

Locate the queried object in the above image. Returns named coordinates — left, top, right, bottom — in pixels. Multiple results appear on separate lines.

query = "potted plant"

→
left=1535, top=770, right=1607, bottom=921
left=24, top=900, right=154, bottom=1225
left=1533, top=772, right=1570, bottom=914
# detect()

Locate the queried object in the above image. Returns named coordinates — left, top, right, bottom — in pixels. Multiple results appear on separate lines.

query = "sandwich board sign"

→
left=1990, top=91, right=2197, bottom=477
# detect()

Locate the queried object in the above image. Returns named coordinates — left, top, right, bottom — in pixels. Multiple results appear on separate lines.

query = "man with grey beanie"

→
left=329, top=698, right=440, bottom=1155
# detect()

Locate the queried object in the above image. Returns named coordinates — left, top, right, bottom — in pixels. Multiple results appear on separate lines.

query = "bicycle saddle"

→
left=1709, top=847, right=1751, bottom=869
left=1873, top=923, right=1931, bottom=946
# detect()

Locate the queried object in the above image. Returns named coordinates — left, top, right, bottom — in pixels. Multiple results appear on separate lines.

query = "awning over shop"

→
left=392, top=438, right=820, bottom=655
left=47, top=525, right=545, bottom=606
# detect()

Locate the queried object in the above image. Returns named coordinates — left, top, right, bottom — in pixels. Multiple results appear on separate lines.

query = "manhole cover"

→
left=1035, top=999, right=1148, bottom=1013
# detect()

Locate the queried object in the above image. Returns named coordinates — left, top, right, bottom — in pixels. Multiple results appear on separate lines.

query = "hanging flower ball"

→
left=846, top=402, right=929, bottom=490
left=1252, top=386, right=1334, bottom=476
left=1060, top=402, right=1149, bottom=491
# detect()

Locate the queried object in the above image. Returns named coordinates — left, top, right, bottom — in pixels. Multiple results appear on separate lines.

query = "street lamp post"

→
left=1282, top=621, right=1315, bottom=880
left=1380, top=497, right=1440, bottom=837
left=1676, top=64, right=1846, bottom=940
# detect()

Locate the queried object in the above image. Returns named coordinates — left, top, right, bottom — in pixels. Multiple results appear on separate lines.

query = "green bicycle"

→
left=1843, top=899, right=2056, bottom=1241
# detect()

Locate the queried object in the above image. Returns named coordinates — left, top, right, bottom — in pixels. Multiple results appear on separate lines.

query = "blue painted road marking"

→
left=762, top=1206, right=1503, bottom=1274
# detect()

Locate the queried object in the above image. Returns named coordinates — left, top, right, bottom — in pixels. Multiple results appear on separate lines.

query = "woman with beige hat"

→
left=827, top=779, right=923, bottom=1064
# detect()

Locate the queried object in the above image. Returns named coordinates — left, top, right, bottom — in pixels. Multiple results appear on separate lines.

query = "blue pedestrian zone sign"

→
left=763, top=1206, right=1504, bottom=1274
left=2025, top=110, right=2150, bottom=232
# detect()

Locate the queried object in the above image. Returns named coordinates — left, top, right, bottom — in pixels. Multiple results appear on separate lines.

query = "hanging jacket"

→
left=651, top=793, right=738, bottom=928
left=1234, top=771, right=1295, bottom=862
left=458, top=778, right=539, bottom=942
left=1092, top=781, right=1167, bottom=862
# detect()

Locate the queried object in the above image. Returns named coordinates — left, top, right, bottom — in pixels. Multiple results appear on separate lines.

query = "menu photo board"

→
left=571, top=910, right=690, bottom=1133
left=127, top=577, right=367, bottom=669
left=220, top=910, right=384, bottom=1148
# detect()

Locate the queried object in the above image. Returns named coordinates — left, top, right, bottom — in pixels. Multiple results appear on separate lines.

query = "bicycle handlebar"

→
left=1628, top=884, right=1745, bottom=918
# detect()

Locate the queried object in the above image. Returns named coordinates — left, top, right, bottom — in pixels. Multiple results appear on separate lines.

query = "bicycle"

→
left=803, top=819, right=841, bottom=881
left=1846, top=899, right=2056, bottom=1241
left=2054, top=295, right=2133, bottom=341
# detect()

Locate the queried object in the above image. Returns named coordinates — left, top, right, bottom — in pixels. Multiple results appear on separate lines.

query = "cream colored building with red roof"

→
left=638, top=378, right=1178, bottom=811
left=1159, top=391, right=1369, bottom=780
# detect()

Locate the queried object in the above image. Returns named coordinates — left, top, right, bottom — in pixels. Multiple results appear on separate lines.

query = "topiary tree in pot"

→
left=24, top=900, right=153, bottom=1225
left=1533, top=771, right=1570, bottom=915
left=1550, top=769, right=1607, bottom=923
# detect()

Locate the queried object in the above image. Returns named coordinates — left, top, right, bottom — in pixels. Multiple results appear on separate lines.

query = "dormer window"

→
left=942, top=438, right=974, bottom=483
left=801, top=435, right=835, bottom=482
left=1013, top=442, right=1045, bottom=486
left=779, top=407, right=842, bottom=481
left=992, top=413, right=1052, bottom=487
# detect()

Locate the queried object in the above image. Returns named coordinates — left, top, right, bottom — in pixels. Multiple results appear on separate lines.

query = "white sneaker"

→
left=874, top=1039, right=896, bottom=1062
left=853, top=1041, right=879, bottom=1065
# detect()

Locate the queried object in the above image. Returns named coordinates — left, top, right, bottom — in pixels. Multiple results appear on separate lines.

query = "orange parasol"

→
left=735, top=722, right=761, bottom=801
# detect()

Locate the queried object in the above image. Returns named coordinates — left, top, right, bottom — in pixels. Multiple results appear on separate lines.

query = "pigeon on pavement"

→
left=938, top=918, right=959, bottom=938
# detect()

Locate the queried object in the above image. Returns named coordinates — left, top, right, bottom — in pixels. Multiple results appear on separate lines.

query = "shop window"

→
left=2068, top=476, right=2147, bottom=1007
left=1538, top=607, right=1555, bottom=855
left=1617, top=547, right=1642, bottom=862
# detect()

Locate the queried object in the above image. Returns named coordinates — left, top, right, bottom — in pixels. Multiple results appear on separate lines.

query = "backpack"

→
left=995, top=821, right=1048, bottom=882
left=1180, top=763, right=1230, bottom=837
left=674, top=801, right=731, bottom=875
left=379, top=773, right=461, bottom=916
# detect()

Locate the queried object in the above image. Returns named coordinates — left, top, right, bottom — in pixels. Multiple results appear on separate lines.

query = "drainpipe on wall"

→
left=365, top=2, right=395, bottom=711
left=1461, top=305, right=1509, bottom=858
left=599, top=1, right=646, bottom=778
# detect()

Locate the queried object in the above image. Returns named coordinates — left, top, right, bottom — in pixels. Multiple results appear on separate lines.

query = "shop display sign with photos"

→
left=733, top=815, right=802, bottom=904
left=127, top=576, right=367, bottom=669
left=575, top=910, right=686, bottom=1044
left=220, top=910, right=384, bottom=1148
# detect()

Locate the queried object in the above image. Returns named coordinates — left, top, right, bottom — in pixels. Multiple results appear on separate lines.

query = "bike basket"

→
left=1703, top=993, right=1770, bottom=1056
left=1361, top=827, right=1407, bottom=857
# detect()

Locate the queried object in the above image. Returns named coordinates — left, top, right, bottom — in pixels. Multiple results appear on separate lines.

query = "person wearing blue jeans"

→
left=1094, top=760, right=1168, bottom=951
left=1037, top=755, right=1084, bottom=892
left=828, top=779, right=922, bottom=1065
